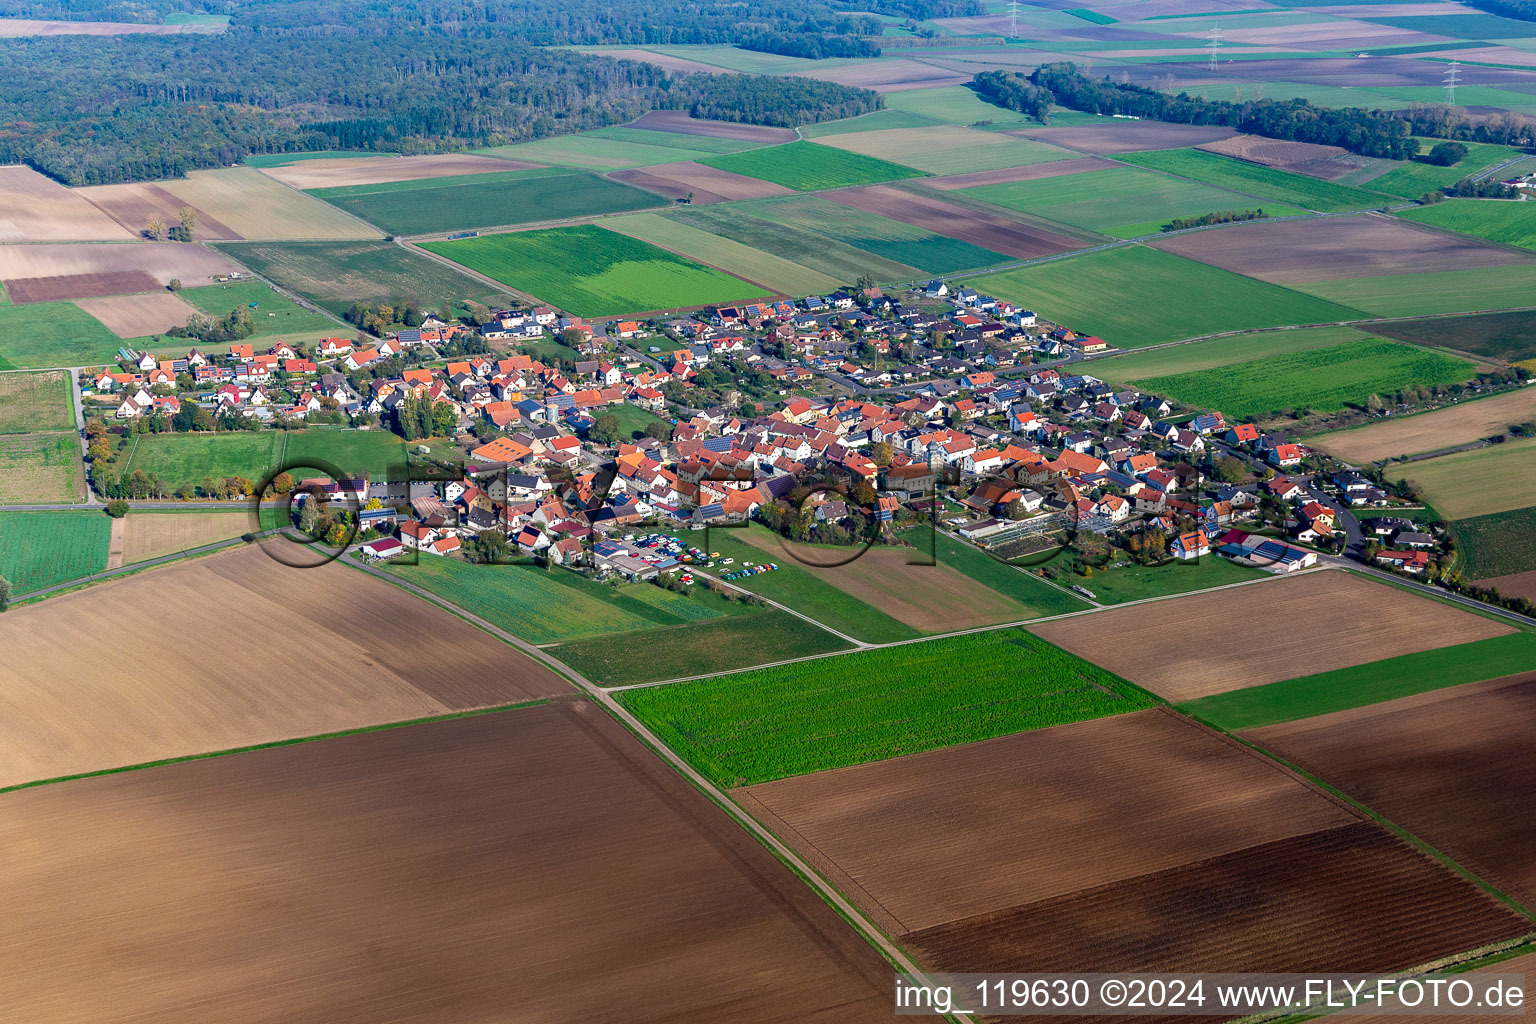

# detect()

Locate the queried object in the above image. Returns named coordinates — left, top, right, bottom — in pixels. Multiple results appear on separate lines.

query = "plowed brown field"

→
left=77, top=180, right=250, bottom=240
left=630, top=109, right=798, bottom=142
left=117, top=512, right=253, bottom=565
left=737, top=709, right=1356, bottom=935
left=0, top=242, right=241, bottom=288
left=0, top=545, right=572, bottom=788
left=927, top=156, right=1120, bottom=190
left=258, top=154, right=542, bottom=189
left=0, top=701, right=899, bottom=1023
left=1013, top=121, right=1239, bottom=154
left=1028, top=569, right=1513, bottom=702
left=1198, top=133, right=1359, bottom=179
left=1308, top=387, right=1536, bottom=462
left=74, top=291, right=200, bottom=337
left=5, top=270, right=160, bottom=304
left=827, top=184, right=1081, bottom=259
left=1249, top=671, right=1536, bottom=908
left=0, top=165, right=135, bottom=242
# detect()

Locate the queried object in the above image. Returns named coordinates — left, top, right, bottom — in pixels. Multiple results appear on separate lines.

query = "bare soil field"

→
left=1309, top=387, right=1536, bottom=462
left=1198, top=133, right=1363, bottom=180
left=5, top=270, right=160, bottom=304
left=153, top=167, right=383, bottom=240
left=0, top=545, right=572, bottom=788
left=576, top=47, right=734, bottom=74
left=828, top=184, right=1081, bottom=259
left=1167, top=19, right=1448, bottom=49
left=0, top=165, right=134, bottom=242
left=0, top=241, right=241, bottom=288
left=258, top=154, right=542, bottom=189
left=739, top=531, right=1025, bottom=630
left=1249, top=672, right=1536, bottom=908
left=927, top=156, right=1120, bottom=190
left=0, top=701, right=898, bottom=1023
left=0, top=17, right=222, bottom=35
left=1479, top=570, right=1536, bottom=600
left=737, top=709, right=1356, bottom=935
left=1323, top=952, right=1536, bottom=1024
left=74, top=291, right=200, bottom=338
left=1149, top=215, right=1531, bottom=285
left=788, top=58, right=971, bottom=93
left=76, top=180, right=249, bottom=240
left=117, top=512, right=252, bottom=565
left=610, top=160, right=795, bottom=204
left=630, top=109, right=798, bottom=143
left=1086, top=0, right=1284, bottom=18
left=1029, top=570, right=1513, bottom=702
left=906, top=820, right=1529, bottom=981
left=1014, top=121, right=1239, bottom=155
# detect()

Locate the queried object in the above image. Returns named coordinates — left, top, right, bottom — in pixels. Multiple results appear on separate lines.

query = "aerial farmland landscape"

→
left=3, top=0, right=1536, bottom=1018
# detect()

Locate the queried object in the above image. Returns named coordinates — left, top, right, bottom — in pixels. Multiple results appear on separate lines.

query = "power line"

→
left=1206, top=21, right=1223, bottom=72
left=1007, top=0, right=1022, bottom=38
left=1444, top=59, right=1460, bottom=107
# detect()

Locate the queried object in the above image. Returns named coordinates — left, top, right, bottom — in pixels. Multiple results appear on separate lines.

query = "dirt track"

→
left=0, top=700, right=899, bottom=1023
left=1250, top=671, right=1536, bottom=908
left=1029, top=569, right=1513, bottom=702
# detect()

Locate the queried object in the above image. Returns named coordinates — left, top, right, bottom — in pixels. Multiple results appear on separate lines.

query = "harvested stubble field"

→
left=1310, top=387, right=1536, bottom=463
left=628, top=109, right=798, bottom=142
left=700, top=141, right=925, bottom=192
left=0, top=369, right=73, bottom=433
left=1249, top=672, right=1536, bottom=907
left=617, top=627, right=1155, bottom=787
left=5, top=269, right=159, bottom=304
left=0, top=241, right=240, bottom=289
left=0, top=431, right=84, bottom=503
left=1138, top=339, right=1476, bottom=420
left=1013, top=120, right=1239, bottom=154
left=827, top=184, right=1081, bottom=260
left=151, top=167, right=382, bottom=240
left=608, top=160, right=794, bottom=204
left=1029, top=570, right=1514, bottom=702
left=1197, top=133, right=1357, bottom=178
left=116, top=512, right=252, bottom=566
left=0, top=165, right=133, bottom=242
left=0, top=546, right=572, bottom=789
left=0, top=700, right=898, bottom=1023
left=257, top=153, right=538, bottom=189
left=75, top=180, right=243, bottom=241
left=737, top=709, right=1356, bottom=935
left=1148, top=214, right=1531, bottom=285
left=925, top=155, right=1121, bottom=190
left=1391, top=435, right=1536, bottom=520
left=74, top=291, right=200, bottom=338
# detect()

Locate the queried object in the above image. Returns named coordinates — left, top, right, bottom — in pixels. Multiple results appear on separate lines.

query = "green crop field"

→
left=549, top=608, right=849, bottom=686
left=974, top=246, right=1364, bottom=347
left=1390, top=435, right=1536, bottom=520
left=1183, top=631, right=1536, bottom=731
left=617, top=627, right=1157, bottom=786
left=1119, top=149, right=1394, bottom=212
left=307, top=169, right=663, bottom=235
left=179, top=280, right=336, bottom=342
left=0, top=432, right=84, bottom=503
left=578, top=124, right=761, bottom=155
left=0, top=370, right=74, bottom=434
left=1370, top=309, right=1536, bottom=364
left=962, top=165, right=1308, bottom=239
left=243, top=151, right=378, bottom=167
left=798, top=109, right=944, bottom=137
left=1364, top=12, right=1536, bottom=38
left=420, top=224, right=769, bottom=317
left=682, top=526, right=921, bottom=644
left=1294, top=264, right=1536, bottom=318
left=115, top=431, right=283, bottom=490
left=606, top=214, right=840, bottom=296
left=377, top=553, right=729, bottom=645
left=1397, top=198, right=1536, bottom=252
left=1093, top=326, right=1374, bottom=382
left=475, top=133, right=719, bottom=169
left=899, top=528, right=1091, bottom=615
left=822, top=129, right=1073, bottom=176
left=1365, top=141, right=1525, bottom=199
left=884, top=85, right=1036, bottom=127
left=0, top=301, right=126, bottom=369
left=1452, top=505, right=1536, bottom=580
left=669, top=204, right=923, bottom=282
left=700, top=141, right=924, bottom=191
left=1138, top=339, right=1476, bottom=419
left=0, top=511, right=109, bottom=594
left=214, top=239, right=508, bottom=319
left=749, top=195, right=1007, bottom=274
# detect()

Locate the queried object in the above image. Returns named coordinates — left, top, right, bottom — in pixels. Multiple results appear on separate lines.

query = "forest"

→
left=0, top=0, right=985, bottom=183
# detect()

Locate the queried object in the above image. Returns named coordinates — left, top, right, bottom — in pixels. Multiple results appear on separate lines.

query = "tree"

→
left=104, top=499, right=130, bottom=518
left=145, top=213, right=167, bottom=241
left=178, top=205, right=198, bottom=241
left=0, top=575, right=9, bottom=613
left=1213, top=456, right=1247, bottom=484
left=870, top=441, right=893, bottom=467
left=855, top=272, right=877, bottom=294
left=298, top=491, right=324, bottom=535
left=167, top=278, right=182, bottom=292
left=1365, top=393, right=1385, bottom=414
left=643, top=419, right=672, bottom=441
left=592, top=413, right=623, bottom=444
left=561, top=327, right=586, bottom=347
left=1425, top=141, right=1468, bottom=166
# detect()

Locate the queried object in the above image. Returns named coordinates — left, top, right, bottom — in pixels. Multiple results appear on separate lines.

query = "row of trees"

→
left=167, top=305, right=256, bottom=344
left=1160, top=208, right=1265, bottom=233
left=145, top=205, right=198, bottom=242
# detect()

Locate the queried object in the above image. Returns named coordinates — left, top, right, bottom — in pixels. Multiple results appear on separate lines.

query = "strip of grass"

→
left=551, top=608, right=850, bottom=686
left=308, top=170, right=663, bottom=235
left=1119, top=148, right=1394, bottom=213
left=974, top=245, right=1365, bottom=347
left=1451, top=505, right=1536, bottom=581
left=0, top=511, right=109, bottom=593
left=0, top=301, right=124, bottom=369
left=1184, top=631, right=1536, bottom=731
left=420, top=224, right=769, bottom=317
left=1293, top=264, right=1536, bottom=318
left=1138, top=339, right=1477, bottom=419
left=617, top=627, right=1158, bottom=786
left=1397, top=198, right=1536, bottom=253
left=700, top=141, right=925, bottom=191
